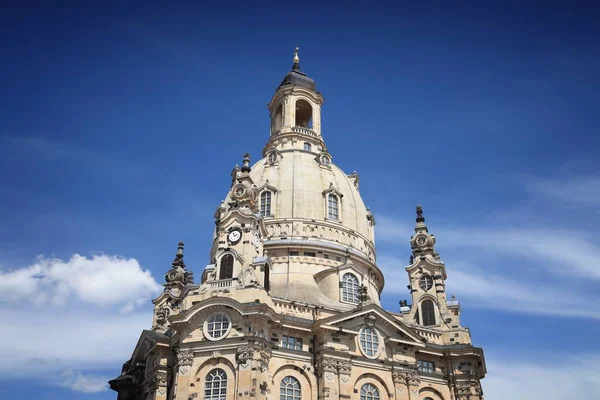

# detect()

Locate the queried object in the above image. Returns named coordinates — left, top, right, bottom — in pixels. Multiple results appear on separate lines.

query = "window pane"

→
left=341, top=273, right=359, bottom=304
left=280, top=376, right=301, bottom=400
left=260, top=191, right=272, bottom=217
left=421, top=300, right=436, bottom=326
left=205, top=368, right=227, bottom=400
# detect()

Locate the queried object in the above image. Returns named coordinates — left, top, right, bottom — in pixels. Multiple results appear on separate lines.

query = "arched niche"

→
left=295, top=99, right=313, bottom=128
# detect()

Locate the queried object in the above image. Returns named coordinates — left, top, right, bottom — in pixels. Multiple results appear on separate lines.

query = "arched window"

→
left=267, top=151, right=278, bottom=164
left=341, top=273, right=359, bottom=304
left=219, top=254, right=234, bottom=280
left=303, top=142, right=312, bottom=151
left=421, top=299, right=436, bottom=326
left=360, top=383, right=380, bottom=400
left=280, top=376, right=301, bottom=400
left=327, top=194, right=339, bottom=220
left=205, top=368, right=227, bottom=400
left=295, top=99, right=313, bottom=128
left=264, top=264, right=270, bottom=292
left=272, top=103, right=283, bottom=133
left=260, top=191, right=272, bottom=217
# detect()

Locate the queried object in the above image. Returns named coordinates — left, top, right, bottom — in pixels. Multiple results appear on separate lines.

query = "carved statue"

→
left=238, top=266, right=259, bottom=287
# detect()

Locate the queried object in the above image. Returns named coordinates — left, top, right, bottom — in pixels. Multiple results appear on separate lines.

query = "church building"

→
left=109, top=49, right=487, bottom=400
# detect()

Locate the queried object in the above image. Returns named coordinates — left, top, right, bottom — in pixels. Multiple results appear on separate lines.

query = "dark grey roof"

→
left=277, top=64, right=316, bottom=91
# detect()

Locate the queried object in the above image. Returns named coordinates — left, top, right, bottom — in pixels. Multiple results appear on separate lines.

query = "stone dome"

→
left=248, top=150, right=376, bottom=261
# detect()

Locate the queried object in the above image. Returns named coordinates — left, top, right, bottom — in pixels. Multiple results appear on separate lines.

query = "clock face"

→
left=228, top=229, right=242, bottom=244
left=234, top=186, right=245, bottom=198
left=416, top=236, right=427, bottom=246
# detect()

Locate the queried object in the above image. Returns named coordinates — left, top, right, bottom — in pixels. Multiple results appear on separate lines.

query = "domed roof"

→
left=249, top=151, right=373, bottom=246
left=277, top=68, right=316, bottom=91
left=276, top=47, right=317, bottom=92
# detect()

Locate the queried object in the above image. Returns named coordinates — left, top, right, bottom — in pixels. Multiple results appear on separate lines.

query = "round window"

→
left=204, top=313, right=232, bottom=341
left=419, top=275, right=434, bottom=291
left=267, top=152, right=277, bottom=163
left=321, top=155, right=331, bottom=165
left=359, top=326, right=380, bottom=358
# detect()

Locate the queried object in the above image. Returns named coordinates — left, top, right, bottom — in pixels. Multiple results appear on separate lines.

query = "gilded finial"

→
left=292, top=47, right=300, bottom=71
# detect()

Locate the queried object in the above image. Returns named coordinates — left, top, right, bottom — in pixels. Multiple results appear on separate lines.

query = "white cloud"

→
left=0, top=254, right=162, bottom=312
left=484, top=352, right=600, bottom=400
left=0, top=253, right=163, bottom=393
left=59, top=369, right=110, bottom=393
left=527, top=175, right=600, bottom=206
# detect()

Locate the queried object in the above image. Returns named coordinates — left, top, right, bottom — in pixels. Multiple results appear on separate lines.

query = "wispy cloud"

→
left=484, top=352, right=600, bottom=400
left=526, top=175, right=600, bottom=206
left=378, top=255, right=600, bottom=319
left=376, top=215, right=600, bottom=280
left=59, top=369, right=110, bottom=393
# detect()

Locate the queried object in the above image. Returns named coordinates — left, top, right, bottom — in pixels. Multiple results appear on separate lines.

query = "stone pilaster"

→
left=173, top=349, right=194, bottom=400
left=392, top=368, right=420, bottom=400
left=236, top=339, right=272, bottom=400
left=315, top=357, right=353, bottom=400
left=455, top=378, right=483, bottom=400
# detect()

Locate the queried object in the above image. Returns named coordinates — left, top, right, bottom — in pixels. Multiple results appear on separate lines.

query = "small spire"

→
left=241, top=153, right=251, bottom=172
left=172, top=240, right=186, bottom=268
left=293, top=47, right=300, bottom=71
left=416, top=204, right=425, bottom=223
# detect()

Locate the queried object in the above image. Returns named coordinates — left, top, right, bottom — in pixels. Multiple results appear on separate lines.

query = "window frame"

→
left=281, top=335, right=303, bottom=351
left=218, top=253, right=234, bottom=280
left=303, top=142, right=312, bottom=152
left=204, top=368, right=228, bottom=400
left=260, top=190, right=272, bottom=217
left=418, top=360, right=435, bottom=373
left=419, top=275, right=434, bottom=291
left=267, top=151, right=278, bottom=164
left=358, top=326, right=380, bottom=359
left=419, top=299, right=437, bottom=326
left=340, top=273, right=360, bottom=304
left=203, top=312, right=232, bottom=341
left=327, top=193, right=339, bottom=220
left=280, top=376, right=301, bottom=400
left=360, top=383, right=380, bottom=400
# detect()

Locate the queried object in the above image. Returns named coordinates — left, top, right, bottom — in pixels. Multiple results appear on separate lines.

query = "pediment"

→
left=130, top=330, right=170, bottom=364
left=315, top=304, right=425, bottom=347
left=313, top=261, right=364, bottom=282
left=406, top=256, right=447, bottom=280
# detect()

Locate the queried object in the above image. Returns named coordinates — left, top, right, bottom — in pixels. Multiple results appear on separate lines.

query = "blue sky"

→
left=1, top=1, right=599, bottom=398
